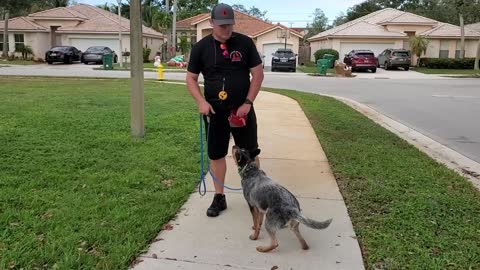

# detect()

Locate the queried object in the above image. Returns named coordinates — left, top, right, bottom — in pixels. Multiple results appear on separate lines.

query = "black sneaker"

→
left=206, top=193, right=227, bottom=217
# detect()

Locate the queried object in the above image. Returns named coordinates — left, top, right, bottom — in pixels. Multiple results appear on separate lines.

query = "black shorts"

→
left=204, top=107, right=258, bottom=160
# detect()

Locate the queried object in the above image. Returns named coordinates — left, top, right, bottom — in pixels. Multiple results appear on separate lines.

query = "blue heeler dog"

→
left=232, top=146, right=333, bottom=252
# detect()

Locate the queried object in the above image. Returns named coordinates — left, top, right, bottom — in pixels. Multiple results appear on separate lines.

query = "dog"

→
left=232, top=146, right=333, bottom=252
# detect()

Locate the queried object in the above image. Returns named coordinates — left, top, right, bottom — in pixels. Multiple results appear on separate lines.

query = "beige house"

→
left=308, top=8, right=480, bottom=64
left=0, top=4, right=164, bottom=61
left=176, top=10, right=303, bottom=67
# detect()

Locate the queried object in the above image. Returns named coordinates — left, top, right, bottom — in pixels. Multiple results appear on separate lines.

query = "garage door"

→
left=262, top=43, right=293, bottom=67
left=339, top=42, right=394, bottom=61
left=70, top=38, right=120, bottom=54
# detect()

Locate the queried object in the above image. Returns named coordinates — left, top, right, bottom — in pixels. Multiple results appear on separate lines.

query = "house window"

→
left=439, top=40, right=449, bottom=58
left=14, top=34, right=25, bottom=51
left=0, top=34, right=3, bottom=51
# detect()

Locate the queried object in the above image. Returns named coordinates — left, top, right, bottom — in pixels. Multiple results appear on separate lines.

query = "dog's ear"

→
left=250, top=148, right=261, bottom=159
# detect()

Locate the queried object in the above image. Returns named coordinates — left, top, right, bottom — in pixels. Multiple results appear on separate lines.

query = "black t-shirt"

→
left=188, top=32, right=262, bottom=111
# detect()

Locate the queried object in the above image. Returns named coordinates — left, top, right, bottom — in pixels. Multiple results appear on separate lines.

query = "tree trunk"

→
left=460, top=14, right=465, bottom=59
left=475, top=38, right=480, bottom=71
left=2, top=11, right=8, bottom=58
left=165, top=0, right=171, bottom=61
left=172, top=0, right=177, bottom=57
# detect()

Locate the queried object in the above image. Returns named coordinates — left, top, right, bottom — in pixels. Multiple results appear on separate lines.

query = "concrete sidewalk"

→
left=130, top=91, right=364, bottom=270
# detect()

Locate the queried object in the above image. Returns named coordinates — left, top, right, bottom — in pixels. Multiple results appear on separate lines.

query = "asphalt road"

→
left=1, top=64, right=479, bottom=163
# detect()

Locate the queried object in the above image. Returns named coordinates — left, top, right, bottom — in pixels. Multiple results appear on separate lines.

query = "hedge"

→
left=419, top=58, right=475, bottom=69
left=314, top=49, right=340, bottom=63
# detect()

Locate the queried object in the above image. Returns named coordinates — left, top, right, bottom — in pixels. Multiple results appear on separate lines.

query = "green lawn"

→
left=413, top=68, right=480, bottom=75
left=2, top=78, right=479, bottom=269
left=0, top=59, right=40, bottom=65
left=268, top=88, right=480, bottom=270
left=0, top=78, right=200, bottom=269
left=297, top=64, right=335, bottom=74
left=297, top=65, right=335, bottom=74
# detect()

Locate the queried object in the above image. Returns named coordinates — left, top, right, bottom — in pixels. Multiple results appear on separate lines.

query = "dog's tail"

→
left=297, top=214, right=332, bottom=230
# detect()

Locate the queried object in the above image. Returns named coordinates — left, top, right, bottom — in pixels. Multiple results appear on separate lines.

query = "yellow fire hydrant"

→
left=157, top=63, right=164, bottom=81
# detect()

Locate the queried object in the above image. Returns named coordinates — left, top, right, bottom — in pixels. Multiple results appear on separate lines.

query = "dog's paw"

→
left=249, top=234, right=259, bottom=240
left=256, top=245, right=278, bottom=253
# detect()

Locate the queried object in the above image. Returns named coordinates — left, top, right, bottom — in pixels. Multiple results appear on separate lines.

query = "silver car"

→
left=377, top=49, right=411, bottom=71
left=81, top=46, right=118, bottom=64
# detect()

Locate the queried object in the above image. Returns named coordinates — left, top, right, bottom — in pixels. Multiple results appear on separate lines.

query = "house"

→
left=0, top=4, right=164, bottom=61
left=308, top=8, right=480, bottom=64
left=176, top=10, right=303, bottom=67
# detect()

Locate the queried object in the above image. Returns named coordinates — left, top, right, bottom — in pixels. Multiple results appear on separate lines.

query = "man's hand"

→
left=236, top=103, right=251, bottom=118
left=198, top=100, right=215, bottom=115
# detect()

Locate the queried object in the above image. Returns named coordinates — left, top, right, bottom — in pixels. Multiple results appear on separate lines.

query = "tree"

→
left=475, top=38, right=479, bottom=70
left=97, top=3, right=113, bottom=12
left=30, top=0, right=71, bottom=13
left=231, top=4, right=268, bottom=21
left=177, top=0, right=218, bottom=20
left=409, top=36, right=429, bottom=66
left=0, top=0, right=31, bottom=58
left=305, top=8, right=329, bottom=39
left=454, top=0, right=467, bottom=59
left=345, top=0, right=382, bottom=22
left=332, top=12, right=348, bottom=27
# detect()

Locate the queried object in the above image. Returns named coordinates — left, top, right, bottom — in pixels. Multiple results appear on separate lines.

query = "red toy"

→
left=228, top=109, right=246, bottom=127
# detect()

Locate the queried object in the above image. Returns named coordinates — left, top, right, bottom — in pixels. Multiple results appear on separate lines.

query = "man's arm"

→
left=236, top=64, right=263, bottom=118
left=246, top=63, right=264, bottom=103
left=186, top=71, right=215, bottom=115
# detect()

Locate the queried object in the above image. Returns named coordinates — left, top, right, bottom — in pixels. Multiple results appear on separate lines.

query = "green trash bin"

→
left=103, top=53, right=113, bottom=70
left=323, top=54, right=336, bottom=68
left=316, top=59, right=329, bottom=76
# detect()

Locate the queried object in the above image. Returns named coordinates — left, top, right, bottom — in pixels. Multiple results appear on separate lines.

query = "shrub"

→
left=143, top=47, right=151, bottom=63
left=419, top=58, right=475, bottom=69
left=313, top=49, right=339, bottom=62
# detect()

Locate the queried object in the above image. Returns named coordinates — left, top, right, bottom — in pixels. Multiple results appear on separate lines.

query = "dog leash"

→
left=199, top=114, right=242, bottom=196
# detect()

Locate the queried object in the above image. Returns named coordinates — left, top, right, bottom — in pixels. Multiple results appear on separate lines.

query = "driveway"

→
left=351, top=67, right=438, bottom=79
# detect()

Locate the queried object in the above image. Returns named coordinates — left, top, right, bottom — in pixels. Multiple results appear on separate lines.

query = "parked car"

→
left=377, top=49, right=411, bottom=71
left=81, top=46, right=118, bottom=64
left=343, top=50, right=377, bottom=73
left=271, top=48, right=297, bottom=72
left=45, top=46, right=82, bottom=64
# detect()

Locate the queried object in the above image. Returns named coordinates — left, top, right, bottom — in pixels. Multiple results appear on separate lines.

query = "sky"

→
left=77, top=0, right=366, bottom=27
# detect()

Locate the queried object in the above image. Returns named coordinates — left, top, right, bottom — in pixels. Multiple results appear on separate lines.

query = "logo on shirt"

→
left=230, top=51, right=242, bottom=62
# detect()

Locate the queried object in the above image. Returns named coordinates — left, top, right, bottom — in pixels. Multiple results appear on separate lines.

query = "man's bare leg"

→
left=206, top=157, right=227, bottom=217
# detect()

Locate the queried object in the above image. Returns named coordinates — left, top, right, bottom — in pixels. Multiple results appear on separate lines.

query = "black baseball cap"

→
left=211, top=3, right=235, bottom=25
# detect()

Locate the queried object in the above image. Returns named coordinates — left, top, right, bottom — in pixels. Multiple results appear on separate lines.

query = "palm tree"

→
left=409, top=36, right=429, bottom=66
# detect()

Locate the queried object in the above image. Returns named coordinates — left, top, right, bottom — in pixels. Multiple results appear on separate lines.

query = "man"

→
left=186, top=3, right=264, bottom=217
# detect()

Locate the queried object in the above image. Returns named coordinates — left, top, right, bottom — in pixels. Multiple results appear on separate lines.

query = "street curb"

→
left=325, top=94, right=480, bottom=190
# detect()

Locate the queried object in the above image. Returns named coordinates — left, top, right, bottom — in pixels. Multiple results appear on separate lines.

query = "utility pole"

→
left=130, top=0, right=144, bottom=138
left=172, top=0, right=178, bottom=57
left=117, top=0, right=123, bottom=68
